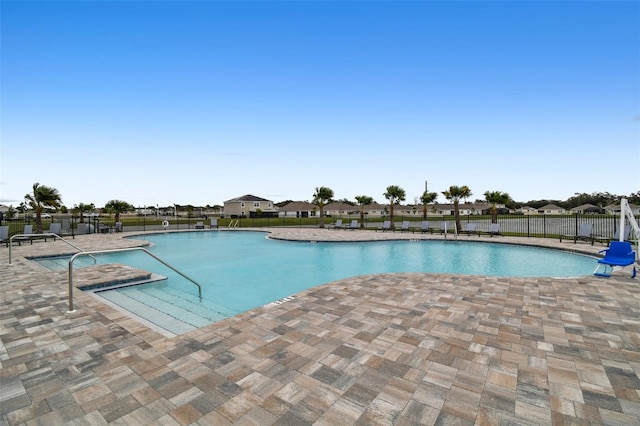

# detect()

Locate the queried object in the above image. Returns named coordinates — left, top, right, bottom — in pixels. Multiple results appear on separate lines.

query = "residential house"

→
left=570, top=203, right=603, bottom=214
left=605, top=202, right=640, bottom=215
left=223, top=195, right=278, bottom=218
left=278, top=202, right=317, bottom=218
left=324, top=202, right=359, bottom=217
left=517, top=206, right=538, bottom=215
left=537, top=204, right=566, bottom=215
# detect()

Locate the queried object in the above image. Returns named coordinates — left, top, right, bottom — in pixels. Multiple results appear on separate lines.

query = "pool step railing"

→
left=228, top=220, right=240, bottom=230
left=8, top=233, right=97, bottom=265
left=68, top=247, right=203, bottom=313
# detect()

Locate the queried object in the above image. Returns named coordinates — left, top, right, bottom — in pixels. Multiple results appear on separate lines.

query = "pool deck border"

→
left=1, top=228, right=639, bottom=425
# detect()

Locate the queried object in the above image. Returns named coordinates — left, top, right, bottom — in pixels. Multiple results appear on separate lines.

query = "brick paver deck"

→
left=1, top=229, right=639, bottom=425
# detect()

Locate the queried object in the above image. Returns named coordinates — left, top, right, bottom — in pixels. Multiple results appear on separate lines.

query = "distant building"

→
left=223, top=195, right=278, bottom=218
left=517, top=206, right=538, bottom=215
left=570, top=203, right=602, bottom=214
left=278, top=201, right=316, bottom=218
left=537, top=204, right=565, bottom=214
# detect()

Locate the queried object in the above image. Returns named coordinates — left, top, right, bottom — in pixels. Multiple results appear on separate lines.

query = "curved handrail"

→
left=67, top=247, right=202, bottom=313
left=8, top=233, right=97, bottom=265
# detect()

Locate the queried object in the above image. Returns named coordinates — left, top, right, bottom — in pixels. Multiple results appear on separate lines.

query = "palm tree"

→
left=484, top=190, right=511, bottom=224
left=355, top=195, right=373, bottom=229
left=441, top=185, right=472, bottom=232
left=74, top=203, right=95, bottom=223
left=312, top=186, right=334, bottom=228
left=420, top=191, right=438, bottom=220
left=103, top=199, right=134, bottom=223
left=383, top=185, right=406, bottom=230
left=24, top=182, right=62, bottom=233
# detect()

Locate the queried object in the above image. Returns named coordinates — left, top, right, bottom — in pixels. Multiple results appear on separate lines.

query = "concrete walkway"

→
left=1, top=229, right=639, bottom=425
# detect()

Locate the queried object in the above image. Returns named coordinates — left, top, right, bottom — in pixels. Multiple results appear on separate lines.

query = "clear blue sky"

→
left=1, top=1, right=638, bottom=208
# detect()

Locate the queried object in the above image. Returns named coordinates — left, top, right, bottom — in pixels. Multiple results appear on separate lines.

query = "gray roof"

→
left=224, top=194, right=272, bottom=203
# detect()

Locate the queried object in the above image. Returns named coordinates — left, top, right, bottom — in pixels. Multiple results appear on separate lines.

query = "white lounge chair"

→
left=194, top=221, right=205, bottom=229
left=346, top=220, right=359, bottom=230
left=430, top=221, right=449, bottom=234
left=560, top=223, right=593, bottom=244
left=487, top=223, right=501, bottom=237
left=399, top=221, right=411, bottom=232
left=378, top=220, right=391, bottom=232
left=332, top=219, right=343, bottom=230
left=210, top=218, right=218, bottom=229
left=460, top=223, right=479, bottom=236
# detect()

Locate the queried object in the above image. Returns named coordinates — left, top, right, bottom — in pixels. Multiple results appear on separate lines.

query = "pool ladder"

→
left=67, top=247, right=203, bottom=313
left=228, top=220, right=240, bottom=230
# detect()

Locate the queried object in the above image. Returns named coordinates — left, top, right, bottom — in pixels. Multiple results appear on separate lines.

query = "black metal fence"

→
left=2, top=213, right=637, bottom=243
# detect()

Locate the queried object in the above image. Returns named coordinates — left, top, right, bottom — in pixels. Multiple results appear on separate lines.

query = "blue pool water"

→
left=42, top=231, right=597, bottom=334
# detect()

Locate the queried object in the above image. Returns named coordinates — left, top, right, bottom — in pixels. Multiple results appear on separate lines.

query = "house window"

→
left=254, top=202, right=260, bottom=208
left=241, top=202, right=245, bottom=208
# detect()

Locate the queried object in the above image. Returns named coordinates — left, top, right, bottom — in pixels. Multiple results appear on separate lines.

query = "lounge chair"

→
left=417, top=221, right=430, bottom=233
left=60, top=218, right=72, bottom=236
left=377, top=220, right=391, bottom=232
left=115, top=222, right=123, bottom=232
left=332, top=219, right=344, bottom=230
left=194, top=221, right=205, bottom=229
left=346, top=220, right=359, bottom=230
left=48, top=223, right=61, bottom=241
left=460, top=223, right=479, bottom=236
left=76, top=223, right=88, bottom=235
left=399, top=221, right=411, bottom=232
left=593, top=241, right=637, bottom=278
left=15, top=224, right=34, bottom=245
left=594, top=225, right=631, bottom=246
left=210, top=218, right=218, bottom=229
left=0, top=225, right=9, bottom=247
left=486, top=223, right=501, bottom=237
left=430, top=221, right=449, bottom=234
left=560, top=223, right=593, bottom=244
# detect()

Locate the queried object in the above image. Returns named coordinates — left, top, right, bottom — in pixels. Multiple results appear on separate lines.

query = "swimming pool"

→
left=44, top=231, right=597, bottom=334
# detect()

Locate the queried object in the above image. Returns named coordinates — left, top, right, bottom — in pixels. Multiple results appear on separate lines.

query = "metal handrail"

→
left=67, top=247, right=203, bottom=313
left=8, top=233, right=96, bottom=265
left=228, top=220, right=239, bottom=229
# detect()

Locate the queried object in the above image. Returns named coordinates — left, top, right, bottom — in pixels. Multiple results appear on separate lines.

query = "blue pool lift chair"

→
left=593, top=241, right=637, bottom=278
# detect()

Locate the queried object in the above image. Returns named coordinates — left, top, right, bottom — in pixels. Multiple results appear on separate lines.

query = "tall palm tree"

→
left=441, top=185, right=472, bottom=232
left=420, top=191, right=438, bottom=220
left=355, top=195, right=373, bottom=229
left=104, top=199, right=134, bottom=223
left=484, top=190, right=511, bottom=224
left=312, top=186, right=334, bottom=228
left=24, top=182, right=62, bottom=233
left=383, top=185, right=406, bottom=230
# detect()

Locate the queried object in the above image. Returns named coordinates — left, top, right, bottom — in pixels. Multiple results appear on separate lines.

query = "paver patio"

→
left=1, top=229, right=639, bottom=425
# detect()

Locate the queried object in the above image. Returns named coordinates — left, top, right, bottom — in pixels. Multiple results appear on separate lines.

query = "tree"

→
left=383, top=185, right=406, bottom=230
left=355, top=195, right=373, bottom=229
left=24, top=182, right=62, bottom=233
left=104, top=199, right=134, bottom=223
left=74, top=203, right=95, bottom=223
left=312, top=186, right=334, bottom=228
left=420, top=191, right=438, bottom=220
left=484, top=190, right=511, bottom=224
left=441, top=185, right=472, bottom=232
